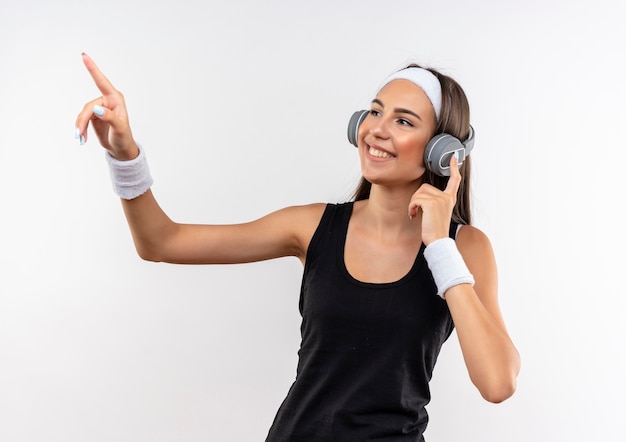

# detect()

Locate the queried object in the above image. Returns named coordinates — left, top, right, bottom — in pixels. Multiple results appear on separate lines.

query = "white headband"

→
left=378, top=67, right=442, bottom=121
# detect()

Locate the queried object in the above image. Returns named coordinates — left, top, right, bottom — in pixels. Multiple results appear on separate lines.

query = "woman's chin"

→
left=362, top=170, right=426, bottom=187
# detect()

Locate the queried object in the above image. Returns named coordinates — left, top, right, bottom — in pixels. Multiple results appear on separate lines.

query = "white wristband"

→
left=424, top=237, right=475, bottom=299
left=105, top=145, right=153, bottom=200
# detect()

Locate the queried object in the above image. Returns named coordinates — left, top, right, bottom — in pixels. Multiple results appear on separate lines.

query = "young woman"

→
left=75, top=53, right=520, bottom=441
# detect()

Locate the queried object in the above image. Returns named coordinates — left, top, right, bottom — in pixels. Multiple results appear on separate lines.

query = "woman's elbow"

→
left=134, top=243, right=164, bottom=263
left=480, top=379, right=517, bottom=403
left=476, top=368, right=518, bottom=403
left=477, top=349, right=521, bottom=403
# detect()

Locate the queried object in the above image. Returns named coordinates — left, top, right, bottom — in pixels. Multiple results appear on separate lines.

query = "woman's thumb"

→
left=92, top=104, right=112, bottom=122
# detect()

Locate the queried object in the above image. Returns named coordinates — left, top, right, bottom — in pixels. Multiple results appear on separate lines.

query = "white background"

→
left=1, top=0, right=624, bottom=440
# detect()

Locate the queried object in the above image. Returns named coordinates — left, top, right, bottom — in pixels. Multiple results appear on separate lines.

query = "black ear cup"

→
left=347, top=110, right=369, bottom=147
left=347, top=109, right=475, bottom=178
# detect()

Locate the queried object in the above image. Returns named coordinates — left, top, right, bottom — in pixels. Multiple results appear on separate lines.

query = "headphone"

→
left=347, top=110, right=475, bottom=177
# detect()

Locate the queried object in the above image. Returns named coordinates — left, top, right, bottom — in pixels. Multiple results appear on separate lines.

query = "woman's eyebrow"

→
left=371, top=98, right=422, bottom=121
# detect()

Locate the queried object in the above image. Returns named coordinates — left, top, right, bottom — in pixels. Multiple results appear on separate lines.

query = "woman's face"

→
left=358, top=79, right=437, bottom=187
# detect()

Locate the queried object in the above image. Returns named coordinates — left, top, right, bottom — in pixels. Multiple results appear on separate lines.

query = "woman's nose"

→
left=370, top=116, right=391, bottom=138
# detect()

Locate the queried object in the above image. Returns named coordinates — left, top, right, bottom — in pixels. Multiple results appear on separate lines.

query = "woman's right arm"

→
left=120, top=191, right=324, bottom=264
left=75, top=53, right=324, bottom=265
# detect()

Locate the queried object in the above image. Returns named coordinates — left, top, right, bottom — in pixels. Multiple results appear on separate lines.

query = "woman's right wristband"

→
left=105, top=145, right=154, bottom=200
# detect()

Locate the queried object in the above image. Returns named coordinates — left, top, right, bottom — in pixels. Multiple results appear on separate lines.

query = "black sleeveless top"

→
left=266, top=202, right=456, bottom=441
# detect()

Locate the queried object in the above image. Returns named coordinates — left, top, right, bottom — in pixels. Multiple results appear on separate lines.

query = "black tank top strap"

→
left=449, top=221, right=460, bottom=240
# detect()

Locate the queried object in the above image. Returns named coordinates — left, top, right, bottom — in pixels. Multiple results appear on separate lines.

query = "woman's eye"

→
left=398, top=118, right=413, bottom=127
left=370, top=110, right=381, bottom=117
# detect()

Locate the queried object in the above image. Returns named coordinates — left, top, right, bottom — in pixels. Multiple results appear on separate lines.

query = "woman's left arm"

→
left=446, top=225, right=521, bottom=403
left=410, top=155, right=520, bottom=402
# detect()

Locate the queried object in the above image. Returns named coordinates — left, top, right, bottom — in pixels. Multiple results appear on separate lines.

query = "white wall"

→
left=1, top=0, right=624, bottom=440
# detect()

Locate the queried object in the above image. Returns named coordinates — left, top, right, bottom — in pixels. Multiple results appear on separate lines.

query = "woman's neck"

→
left=355, top=183, right=422, bottom=239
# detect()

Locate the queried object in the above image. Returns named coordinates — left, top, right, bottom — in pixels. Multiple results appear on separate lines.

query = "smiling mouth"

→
left=368, top=145, right=395, bottom=158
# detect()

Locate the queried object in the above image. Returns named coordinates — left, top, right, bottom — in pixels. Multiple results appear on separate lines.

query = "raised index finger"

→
left=82, top=53, right=117, bottom=95
left=444, top=153, right=462, bottom=195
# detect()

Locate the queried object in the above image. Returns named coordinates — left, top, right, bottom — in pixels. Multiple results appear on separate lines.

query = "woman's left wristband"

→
left=424, top=237, right=475, bottom=299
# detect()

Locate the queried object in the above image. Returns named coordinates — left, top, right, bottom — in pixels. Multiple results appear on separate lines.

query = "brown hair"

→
left=351, top=64, right=473, bottom=225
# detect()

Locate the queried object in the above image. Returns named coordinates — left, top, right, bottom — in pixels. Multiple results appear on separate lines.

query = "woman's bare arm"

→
left=446, top=226, right=521, bottom=403
left=121, top=192, right=325, bottom=264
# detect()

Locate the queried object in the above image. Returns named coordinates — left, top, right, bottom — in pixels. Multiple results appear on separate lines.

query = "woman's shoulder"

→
left=278, top=202, right=329, bottom=235
left=276, top=203, right=333, bottom=260
left=456, top=224, right=490, bottom=243
left=283, top=201, right=353, bottom=218
left=282, top=202, right=328, bottom=218
left=456, top=224, right=496, bottom=265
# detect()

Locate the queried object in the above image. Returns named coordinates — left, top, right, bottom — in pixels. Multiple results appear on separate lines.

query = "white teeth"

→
left=369, top=146, right=393, bottom=158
